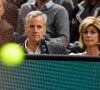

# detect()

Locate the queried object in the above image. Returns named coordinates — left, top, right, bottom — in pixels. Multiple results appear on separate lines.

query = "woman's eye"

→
left=91, top=31, right=96, bottom=34
left=83, top=31, right=88, bottom=34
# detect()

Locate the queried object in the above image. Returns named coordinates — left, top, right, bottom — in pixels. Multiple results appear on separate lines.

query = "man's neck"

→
left=27, top=39, right=40, bottom=53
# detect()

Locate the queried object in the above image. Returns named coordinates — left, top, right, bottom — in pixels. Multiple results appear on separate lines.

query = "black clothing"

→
left=23, top=39, right=70, bottom=55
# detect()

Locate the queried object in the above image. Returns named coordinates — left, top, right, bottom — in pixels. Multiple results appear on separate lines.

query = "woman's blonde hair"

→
left=79, top=16, right=100, bottom=48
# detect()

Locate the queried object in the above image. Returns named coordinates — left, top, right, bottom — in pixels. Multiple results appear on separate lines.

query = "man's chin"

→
left=31, top=39, right=41, bottom=43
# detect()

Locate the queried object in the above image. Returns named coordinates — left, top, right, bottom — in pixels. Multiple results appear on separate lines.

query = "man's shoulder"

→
left=52, top=3, right=66, bottom=10
left=20, top=2, right=32, bottom=9
left=45, top=40, right=69, bottom=54
left=48, top=3, right=68, bottom=17
left=45, top=40, right=63, bottom=47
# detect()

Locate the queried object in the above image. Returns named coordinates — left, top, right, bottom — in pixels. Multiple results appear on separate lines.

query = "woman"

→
left=0, top=0, right=14, bottom=47
left=69, top=16, right=100, bottom=56
left=70, top=0, right=100, bottom=43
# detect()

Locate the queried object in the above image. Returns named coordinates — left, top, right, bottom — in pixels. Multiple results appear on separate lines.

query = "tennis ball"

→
left=0, top=43, right=25, bottom=67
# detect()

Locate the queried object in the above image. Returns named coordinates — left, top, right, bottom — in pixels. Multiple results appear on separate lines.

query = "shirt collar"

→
left=25, top=39, right=41, bottom=54
left=31, top=0, right=54, bottom=10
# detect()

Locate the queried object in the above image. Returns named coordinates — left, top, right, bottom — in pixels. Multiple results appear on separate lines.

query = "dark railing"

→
left=0, top=55, right=100, bottom=90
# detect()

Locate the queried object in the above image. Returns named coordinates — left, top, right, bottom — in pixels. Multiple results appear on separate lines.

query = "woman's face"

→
left=83, top=25, right=99, bottom=47
left=0, top=0, right=5, bottom=19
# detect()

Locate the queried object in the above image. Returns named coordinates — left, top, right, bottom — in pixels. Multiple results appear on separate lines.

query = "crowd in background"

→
left=0, top=0, right=100, bottom=56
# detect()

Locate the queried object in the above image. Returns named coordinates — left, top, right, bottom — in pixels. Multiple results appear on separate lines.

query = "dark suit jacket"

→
left=0, top=19, right=14, bottom=47
left=23, top=39, right=69, bottom=55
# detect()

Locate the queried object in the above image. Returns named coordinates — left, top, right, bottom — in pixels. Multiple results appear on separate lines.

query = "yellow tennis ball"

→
left=0, top=43, right=25, bottom=67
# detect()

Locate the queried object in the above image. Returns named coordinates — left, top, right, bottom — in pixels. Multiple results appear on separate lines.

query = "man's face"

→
left=24, top=15, right=46, bottom=43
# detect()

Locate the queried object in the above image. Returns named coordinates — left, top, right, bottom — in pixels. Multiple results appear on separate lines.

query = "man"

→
left=16, top=0, right=69, bottom=47
left=23, top=10, right=69, bottom=54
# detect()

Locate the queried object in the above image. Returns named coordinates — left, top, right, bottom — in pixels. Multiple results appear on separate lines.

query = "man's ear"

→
left=43, top=27, right=46, bottom=35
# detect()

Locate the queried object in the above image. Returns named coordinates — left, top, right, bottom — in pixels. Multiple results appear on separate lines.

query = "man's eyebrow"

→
left=29, top=25, right=34, bottom=27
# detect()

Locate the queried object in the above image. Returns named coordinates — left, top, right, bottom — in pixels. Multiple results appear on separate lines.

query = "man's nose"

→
left=34, top=27, right=38, bottom=32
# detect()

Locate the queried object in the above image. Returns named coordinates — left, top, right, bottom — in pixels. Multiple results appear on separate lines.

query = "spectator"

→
left=69, top=17, right=100, bottom=56
left=70, top=0, right=100, bottom=43
left=3, top=0, right=18, bottom=31
left=0, top=0, right=14, bottom=47
left=16, top=0, right=69, bottom=47
left=23, top=10, right=69, bottom=54
left=53, top=0, right=74, bottom=20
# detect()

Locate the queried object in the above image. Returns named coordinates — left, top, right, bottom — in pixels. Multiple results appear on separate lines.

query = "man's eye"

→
left=38, top=26, right=42, bottom=28
left=29, top=25, right=34, bottom=28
